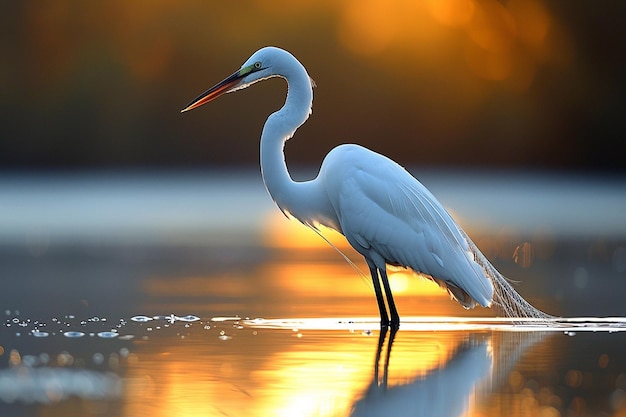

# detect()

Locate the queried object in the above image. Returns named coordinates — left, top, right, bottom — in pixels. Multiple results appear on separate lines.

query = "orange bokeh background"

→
left=1, top=0, right=623, bottom=171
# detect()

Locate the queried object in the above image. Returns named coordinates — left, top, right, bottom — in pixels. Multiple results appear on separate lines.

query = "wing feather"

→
left=320, top=144, right=493, bottom=308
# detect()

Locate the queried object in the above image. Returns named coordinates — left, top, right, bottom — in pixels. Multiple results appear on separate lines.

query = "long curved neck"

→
left=260, top=61, right=313, bottom=217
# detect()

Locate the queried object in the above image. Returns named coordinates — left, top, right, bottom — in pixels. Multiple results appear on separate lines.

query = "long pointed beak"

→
left=181, top=70, right=244, bottom=113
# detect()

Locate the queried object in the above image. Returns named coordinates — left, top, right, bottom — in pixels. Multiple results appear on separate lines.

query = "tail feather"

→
left=461, top=231, right=552, bottom=320
left=432, top=277, right=478, bottom=309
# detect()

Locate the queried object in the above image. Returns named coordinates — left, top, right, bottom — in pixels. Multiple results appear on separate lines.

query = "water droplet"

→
left=64, top=331, right=85, bottom=338
left=178, top=315, right=201, bottom=322
left=513, top=241, right=534, bottom=268
left=57, top=352, right=74, bottom=366
left=22, top=355, right=38, bottom=367
left=203, top=325, right=211, bottom=330
left=31, top=330, right=49, bottom=338
left=92, top=352, right=105, bottom=365
left=131, top=315, right=153, bottom=322
left=97, top=331, right=119, bottom=339
left=9, top=349, right=21, bottom=366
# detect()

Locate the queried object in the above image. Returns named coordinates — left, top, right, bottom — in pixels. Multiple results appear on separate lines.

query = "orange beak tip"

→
left=181, top=69, right=244, bottom=115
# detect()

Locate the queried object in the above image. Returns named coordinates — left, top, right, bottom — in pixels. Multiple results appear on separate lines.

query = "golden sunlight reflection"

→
left=122, top=325, right=477, bottom=417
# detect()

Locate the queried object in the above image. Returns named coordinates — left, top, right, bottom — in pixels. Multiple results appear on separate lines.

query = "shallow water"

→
left=1, top=172, right=625, bottom=417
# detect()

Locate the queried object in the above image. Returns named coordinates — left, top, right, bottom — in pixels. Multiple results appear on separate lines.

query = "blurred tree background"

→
left=0, top=0, right=624, bottom=172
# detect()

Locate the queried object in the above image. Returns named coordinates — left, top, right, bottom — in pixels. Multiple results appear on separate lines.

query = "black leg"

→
left=379, top=268, right=400, bottom=329
left=369, top=265, right=389, bottom=327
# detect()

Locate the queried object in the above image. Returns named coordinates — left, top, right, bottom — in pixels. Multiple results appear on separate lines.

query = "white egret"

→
left=182, top=46, right=549, bottom=328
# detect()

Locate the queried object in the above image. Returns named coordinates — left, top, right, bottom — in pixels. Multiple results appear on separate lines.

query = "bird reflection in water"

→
left=351, top=328, right=491, bottom=417
left=350, top=328, right=552, bottom=417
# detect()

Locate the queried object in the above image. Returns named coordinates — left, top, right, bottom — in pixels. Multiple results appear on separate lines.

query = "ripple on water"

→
left=97, top=331, right=119, bottom=339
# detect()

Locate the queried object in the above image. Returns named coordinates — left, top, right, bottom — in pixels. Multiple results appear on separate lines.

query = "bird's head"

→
left=181, top=47, right=286, bottom=113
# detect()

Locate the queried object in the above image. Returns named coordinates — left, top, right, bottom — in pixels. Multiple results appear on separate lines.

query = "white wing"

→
left=319, top=144, right=493, bottom=308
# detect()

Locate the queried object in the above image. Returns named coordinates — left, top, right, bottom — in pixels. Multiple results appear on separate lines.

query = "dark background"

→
left=1, top=0, right=624, bottom=172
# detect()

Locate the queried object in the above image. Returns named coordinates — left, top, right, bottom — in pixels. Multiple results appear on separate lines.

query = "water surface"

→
left=1, top=172, right=625, bottom=416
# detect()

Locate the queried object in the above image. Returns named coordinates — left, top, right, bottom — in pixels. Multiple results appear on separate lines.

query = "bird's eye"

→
left=254, top=61, right=262, bottom=69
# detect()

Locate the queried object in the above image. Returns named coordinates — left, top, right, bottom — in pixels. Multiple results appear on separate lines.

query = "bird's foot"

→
left=380, top=317, right=400, bottom=331
left=390, top=316, right=400, bottom=331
